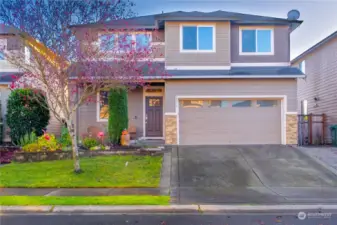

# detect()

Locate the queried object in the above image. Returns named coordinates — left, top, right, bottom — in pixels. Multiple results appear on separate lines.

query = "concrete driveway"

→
left=170, top=145, right=337, bottom=204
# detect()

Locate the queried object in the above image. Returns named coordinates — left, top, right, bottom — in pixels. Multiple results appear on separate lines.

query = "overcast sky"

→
left=133, top=0, right=337, bottom=59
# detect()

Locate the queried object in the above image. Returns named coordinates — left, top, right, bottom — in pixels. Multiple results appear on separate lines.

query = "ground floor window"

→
left=98, top=91, right=109, bottom=121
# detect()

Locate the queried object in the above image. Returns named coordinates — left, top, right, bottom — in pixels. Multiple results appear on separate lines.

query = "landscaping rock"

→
left=13, top=148, right=163, bottom=162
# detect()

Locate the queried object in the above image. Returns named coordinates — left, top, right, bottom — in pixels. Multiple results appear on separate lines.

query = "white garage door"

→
left=179, top=99, right=282, bottom=145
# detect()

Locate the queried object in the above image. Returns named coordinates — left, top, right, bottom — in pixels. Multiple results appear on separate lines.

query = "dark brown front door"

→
left=145, top=96, right=163, bottom=137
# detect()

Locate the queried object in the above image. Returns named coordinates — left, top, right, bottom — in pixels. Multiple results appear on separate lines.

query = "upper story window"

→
left=181, top=25, right=215, bottom=52
left=240, top=28, right=273, bottom=55
left=99, top=33, right=151, bottom=52
left=299, top=60, right=306, bottom=73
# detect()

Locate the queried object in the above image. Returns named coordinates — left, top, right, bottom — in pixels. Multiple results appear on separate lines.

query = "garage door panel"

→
left=179, top=100, right=281, bottom=145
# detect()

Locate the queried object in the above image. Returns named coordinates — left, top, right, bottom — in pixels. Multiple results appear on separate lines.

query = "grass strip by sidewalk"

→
left=0, top=155, right=162, bottom=188
left=0, top=196, right=170, bottom=205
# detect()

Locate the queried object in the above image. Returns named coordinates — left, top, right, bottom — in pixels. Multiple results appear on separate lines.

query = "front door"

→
left=145, top=96, right=163, bottom=137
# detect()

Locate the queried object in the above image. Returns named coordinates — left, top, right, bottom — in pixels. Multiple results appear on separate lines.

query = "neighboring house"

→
left=70, top=10, right=304, bottom=145
left=0, top=24, right=62, bottom=142
left=292, top=31, right=337, bottom=144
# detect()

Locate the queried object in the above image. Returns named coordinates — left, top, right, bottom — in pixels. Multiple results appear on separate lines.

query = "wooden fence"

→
left=298, top=114, right=326, bottom=146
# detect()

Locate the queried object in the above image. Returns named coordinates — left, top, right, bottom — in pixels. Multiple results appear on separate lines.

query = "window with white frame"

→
left=98, top=91, right=109, bottom=121
left=99, top=33, right=151, bottom=52
left=181, top=25, right=215, bottom=52
left=299, top=60, right=306, bottom=73
left=240, top=28, right=273, bottom=54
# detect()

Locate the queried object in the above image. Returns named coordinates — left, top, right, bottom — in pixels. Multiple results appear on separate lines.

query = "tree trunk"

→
left=68, top=120, right=81, bottom=173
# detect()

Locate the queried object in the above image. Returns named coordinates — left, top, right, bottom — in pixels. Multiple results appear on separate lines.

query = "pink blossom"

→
left=97, top=132, right=104, bottom=138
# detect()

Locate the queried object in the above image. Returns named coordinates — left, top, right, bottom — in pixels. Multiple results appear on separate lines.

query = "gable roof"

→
left=70, top=10, right=302, bottom=32
left=291, top=30, right=337, bottom=63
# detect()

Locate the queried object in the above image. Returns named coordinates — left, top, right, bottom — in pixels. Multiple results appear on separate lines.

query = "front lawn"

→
left=0, top=155, right=162, bottom=188
left=0, top=196, right=170, bottom=205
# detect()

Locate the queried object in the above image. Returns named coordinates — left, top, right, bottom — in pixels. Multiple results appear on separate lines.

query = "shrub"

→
left=83, top=137, right=98, bottom=149
left=108, top=88, right=128, bottom=144
left=22, top=143, right=40, bottom=152
left=37, top=133, right=59, bottom=151
left=18, top=131, right=37, bottom=147
left=22, top=133, right=60, bottom=152
left=6, top=89, right=50, bottom=144
left=59, top=126, right=72, bottom=147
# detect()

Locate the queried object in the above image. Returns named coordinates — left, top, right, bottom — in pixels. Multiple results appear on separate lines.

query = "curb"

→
left=2, top=205, right=337, bottom=213
left=0, top=206, right=53, bottom=213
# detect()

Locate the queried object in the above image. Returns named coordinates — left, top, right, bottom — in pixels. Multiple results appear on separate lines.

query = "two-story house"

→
left=292, top=31, right=337, bottom=144
left=70, top=10, right=304, bottom=145
left=0, top=24, right=62, bottom=142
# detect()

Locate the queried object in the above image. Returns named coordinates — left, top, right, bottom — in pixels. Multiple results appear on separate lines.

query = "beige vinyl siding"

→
left=165, top=79, right=297, bottom=112
left=165, top=21, right=230, bottom=67
left=77, top=87, right=144, bottom=139
left=295, top=37, right=337, bottom=143
left=46, top=115, right=62, bottom=137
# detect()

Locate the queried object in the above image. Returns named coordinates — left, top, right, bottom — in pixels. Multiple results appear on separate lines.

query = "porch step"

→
left=131, top=139, right=165, bottom=147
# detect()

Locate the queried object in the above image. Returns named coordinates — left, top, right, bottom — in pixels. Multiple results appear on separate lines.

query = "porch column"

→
left=286, top=114, right=298, bottom=145
left=165, top=114, right=177, bottom=145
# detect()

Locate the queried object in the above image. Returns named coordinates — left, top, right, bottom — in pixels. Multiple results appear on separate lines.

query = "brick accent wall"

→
left=165, top=114, right=177, bottom=145
left=286, top=114, right=298, bottom=145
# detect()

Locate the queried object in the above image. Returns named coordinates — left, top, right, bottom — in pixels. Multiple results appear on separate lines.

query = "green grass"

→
left=0, top=196, right=170, bottom=205
left=0, top=155, right=162, bottom=188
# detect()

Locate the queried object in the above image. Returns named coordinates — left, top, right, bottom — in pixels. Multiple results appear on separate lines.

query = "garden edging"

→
left=13, top=149, right=163, bottom=163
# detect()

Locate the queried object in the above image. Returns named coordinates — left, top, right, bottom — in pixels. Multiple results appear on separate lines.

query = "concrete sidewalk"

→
left=2, top=204, right=337, bottom=214
left=0, top=188, right=166, bottom=196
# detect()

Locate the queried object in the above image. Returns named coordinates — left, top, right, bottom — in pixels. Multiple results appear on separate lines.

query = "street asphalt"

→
left=171, top=145, right=337, bottom=204
left=1, top=213, right=336, bottom=225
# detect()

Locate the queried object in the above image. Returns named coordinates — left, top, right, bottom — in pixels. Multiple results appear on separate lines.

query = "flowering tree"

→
left=0, top=0, right=166, bottom=173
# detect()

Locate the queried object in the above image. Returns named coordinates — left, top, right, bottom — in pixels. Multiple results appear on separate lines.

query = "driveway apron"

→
left=170, top=145, right=337, bottom=204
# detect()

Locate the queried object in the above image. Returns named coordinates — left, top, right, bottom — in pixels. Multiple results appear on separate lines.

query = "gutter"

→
left=68, top=75, right=306, bottom=80
left=145, top=75, right=306, bottom=79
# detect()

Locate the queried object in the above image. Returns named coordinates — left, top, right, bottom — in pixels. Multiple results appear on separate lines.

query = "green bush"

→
left=22, top=133, right=59, bottom=152
left=59, top=126, right=72, bottom=147
left=6, top=89, right=50, bottom=144
left=22, top=143, right=40, bottom=152
left=37, top=133, right=59, bottom=151
left=18, top=131, right=37, bottom=147
left=108, top=88, right=128, bottom=144
left=83, top=137, right=98, bottom=149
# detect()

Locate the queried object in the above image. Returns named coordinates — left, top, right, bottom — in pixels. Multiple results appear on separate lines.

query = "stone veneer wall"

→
left=165, top=114, right=177, bottom=145
left=286, top=114, right=298, bottom=145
